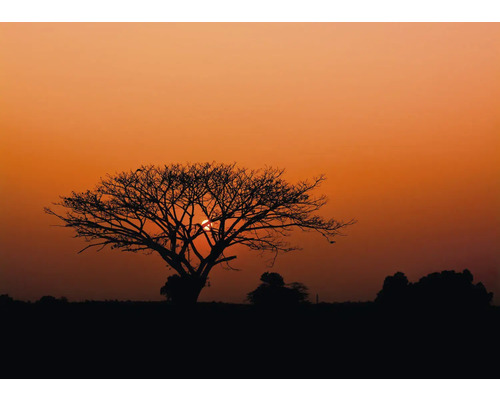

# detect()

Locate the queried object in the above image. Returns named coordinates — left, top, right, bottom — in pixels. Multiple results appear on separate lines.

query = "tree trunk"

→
left=166, top=275, right=206, bottom=306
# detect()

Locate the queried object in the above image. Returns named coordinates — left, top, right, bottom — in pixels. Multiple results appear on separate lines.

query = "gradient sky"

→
left=1, top=23, right=499, bottom=304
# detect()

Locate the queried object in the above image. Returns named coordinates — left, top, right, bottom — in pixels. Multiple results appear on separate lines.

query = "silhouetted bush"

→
left=160, top=275, right=206, bottom=305
left=376, top=269, right=493, bottom=311
left=247, top=272, right=309, bottom=307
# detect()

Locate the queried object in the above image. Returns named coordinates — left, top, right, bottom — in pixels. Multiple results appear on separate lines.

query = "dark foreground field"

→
left=2, top=301, right=499, bottom=378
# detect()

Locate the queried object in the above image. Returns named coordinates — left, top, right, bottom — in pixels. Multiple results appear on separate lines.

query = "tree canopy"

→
left=45, top=162, right=353, bottom=303
left=247, top=272, right=309, bottom=307
left=376, top=269, right=493, bottom=310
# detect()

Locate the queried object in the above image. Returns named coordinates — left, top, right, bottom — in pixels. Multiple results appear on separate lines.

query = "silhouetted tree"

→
left=247, top=272, right=309, bottom=307
left=375, top=271, right=410, bottom=307
left=413, top=269, right=492, bottom=310
left=376, top=269, right=493, bottom=311
left=45, top=163, right=353, bottom=305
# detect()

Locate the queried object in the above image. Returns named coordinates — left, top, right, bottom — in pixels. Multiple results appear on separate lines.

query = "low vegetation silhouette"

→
left=45, top=162, right=354, bottom=305
left=0, top=293, right=14, bottom=306
left=247, top=272, right=309, bottom=307
left=2, top=268, right=498, bottom=379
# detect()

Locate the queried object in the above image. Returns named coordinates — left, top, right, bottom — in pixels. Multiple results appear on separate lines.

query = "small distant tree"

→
left=45, top=163, right=353, bottom=305
left=247, top=272, right=309, bottom=307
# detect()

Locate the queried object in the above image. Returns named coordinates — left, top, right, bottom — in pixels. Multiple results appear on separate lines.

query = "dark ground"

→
left=2, top=301, right=499, bottom=378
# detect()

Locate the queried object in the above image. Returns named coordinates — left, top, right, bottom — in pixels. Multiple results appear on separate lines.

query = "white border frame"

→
left=1, top=0, right=500, bottom=22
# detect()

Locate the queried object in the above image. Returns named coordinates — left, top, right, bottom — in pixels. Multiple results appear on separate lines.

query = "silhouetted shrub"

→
left=247, top=272, right=309, bottom=307
left=160, top=275, right=206, bottom=305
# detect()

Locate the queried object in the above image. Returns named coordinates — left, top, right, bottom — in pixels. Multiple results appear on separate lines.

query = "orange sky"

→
left=1, top=23, right=499, bottom=304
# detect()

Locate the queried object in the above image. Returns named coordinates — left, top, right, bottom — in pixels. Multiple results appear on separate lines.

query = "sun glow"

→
left=201, top=220, right=212, bottom=231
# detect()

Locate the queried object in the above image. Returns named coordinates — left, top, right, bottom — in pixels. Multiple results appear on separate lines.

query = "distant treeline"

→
left=1, top=268, right=495, bottom=311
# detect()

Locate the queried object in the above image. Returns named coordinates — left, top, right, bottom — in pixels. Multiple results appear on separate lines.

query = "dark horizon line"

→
left=4, top=297, right=500, bottom=307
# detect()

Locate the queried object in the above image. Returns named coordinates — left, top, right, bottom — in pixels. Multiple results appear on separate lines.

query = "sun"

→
left=201, top=219, right=212, bottom=231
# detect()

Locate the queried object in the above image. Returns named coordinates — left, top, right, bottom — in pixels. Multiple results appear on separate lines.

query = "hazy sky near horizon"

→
left=1, top=23, right=499, bottom=303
